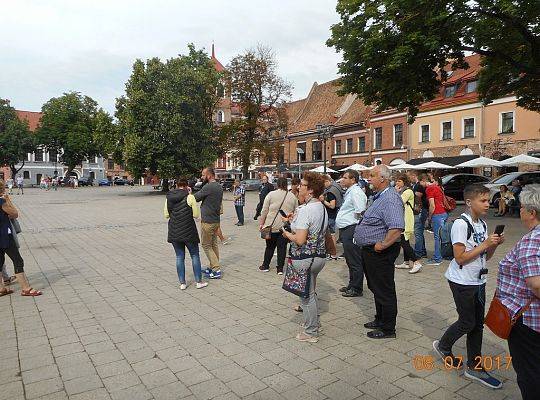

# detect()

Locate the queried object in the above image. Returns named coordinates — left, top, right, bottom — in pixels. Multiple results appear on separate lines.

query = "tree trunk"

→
left=161, top=179, right=169, bottom=193
left=10, top=161, right=25, bottom=179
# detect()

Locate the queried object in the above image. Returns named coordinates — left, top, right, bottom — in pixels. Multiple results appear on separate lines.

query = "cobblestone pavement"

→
left=1, top=186, right=525, bottom=400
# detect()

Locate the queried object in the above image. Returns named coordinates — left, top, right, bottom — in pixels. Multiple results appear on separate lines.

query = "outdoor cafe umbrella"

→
left=499, top=154, right=540, bottom=167
left=414, top=161, right=454, bottom=170
left=454, top=156, right=502, bottom=168
left=310, top=166, right=338, bottom=173
left=389, top=163, right=418, bottom=170
left=339, top=163, right=371, bottom=171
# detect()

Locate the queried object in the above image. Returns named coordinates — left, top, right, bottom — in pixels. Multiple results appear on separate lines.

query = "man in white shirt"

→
left=336, top=169, right=367, bottom=297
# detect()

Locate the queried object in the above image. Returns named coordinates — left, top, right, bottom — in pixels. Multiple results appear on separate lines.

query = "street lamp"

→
left=296, top=147, right=304, bottom=178
left=316, top=123, right=334, bottom=174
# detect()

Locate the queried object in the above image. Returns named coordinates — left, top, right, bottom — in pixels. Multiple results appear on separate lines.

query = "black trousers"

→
left=400, top=234, right=418, bottom=262
left=0, top=235, right=24, bottom=274
left=340, top=225, right=364, bottom=292
left=508, top=317, right=540, bottom=400
left=262, top=232, right=288, bottom=271
left=439, top=281, right=485, bottom=368
left=362, top=243, right=400, bottom=333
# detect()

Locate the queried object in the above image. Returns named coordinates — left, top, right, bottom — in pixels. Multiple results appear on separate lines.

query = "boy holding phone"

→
left=433, top=184, right=505, bottom=389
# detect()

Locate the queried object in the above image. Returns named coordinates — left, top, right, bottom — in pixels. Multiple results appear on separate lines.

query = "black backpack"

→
left=440, top=216, right=486, bottom=261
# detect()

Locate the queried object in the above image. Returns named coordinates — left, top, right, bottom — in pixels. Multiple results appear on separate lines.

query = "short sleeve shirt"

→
left=324, top=192, right=337, bottom=220
left=289, top=201, right=328, bottom=260
left=413, top=182, right=428, bottom=209
left=426, top=185, right=445, bottom=215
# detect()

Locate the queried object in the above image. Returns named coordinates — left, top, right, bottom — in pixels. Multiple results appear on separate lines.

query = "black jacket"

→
left=256, top=182, right=275, bottom=216
left=166, top=189, right=199, bottom=244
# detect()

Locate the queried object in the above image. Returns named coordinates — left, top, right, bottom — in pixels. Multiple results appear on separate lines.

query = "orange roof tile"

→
left=15, top=110, right=42, bottom=131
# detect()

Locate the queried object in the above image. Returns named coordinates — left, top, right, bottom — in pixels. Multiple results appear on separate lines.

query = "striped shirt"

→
left=233, top=185, right=246, bottom=206
left=354, top=187, right=405, bottom=246
left=497, top=225, right=540, bottom=333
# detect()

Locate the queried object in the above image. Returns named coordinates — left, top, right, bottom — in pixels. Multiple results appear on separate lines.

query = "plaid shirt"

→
left=233, top=185, right=245, bottom=206
left=497, top=225, right=540, bottom=333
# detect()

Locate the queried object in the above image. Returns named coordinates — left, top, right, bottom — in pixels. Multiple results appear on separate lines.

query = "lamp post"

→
left=296, top=147, right=304, bottom=178
left=316, top=124, right=334, bottom=174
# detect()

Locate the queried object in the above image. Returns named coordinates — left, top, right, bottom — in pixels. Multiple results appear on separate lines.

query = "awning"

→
left=407, top=155, right=478, bottom=167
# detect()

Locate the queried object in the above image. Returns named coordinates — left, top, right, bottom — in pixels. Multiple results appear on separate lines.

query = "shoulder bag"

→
left=484, top=290, right=533, bottom=339
left=282, top=206, right=326, bottom=298
left=260, top=192, right=288, bottom=240
left=11, top=218, right=22, bottom=234
left=440, top=186, right=456, bottom=213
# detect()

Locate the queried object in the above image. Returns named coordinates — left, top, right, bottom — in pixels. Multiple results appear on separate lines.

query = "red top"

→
left=426, top=185, right=446, bottom=215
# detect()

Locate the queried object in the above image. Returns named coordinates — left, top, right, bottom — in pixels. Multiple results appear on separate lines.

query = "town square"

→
left=1, top=1, right=539, bottom=400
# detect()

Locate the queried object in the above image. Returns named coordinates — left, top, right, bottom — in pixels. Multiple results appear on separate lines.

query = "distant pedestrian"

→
left=194, top=166, right=224, bottom=279
left=254, top=174, right=274, bottom=220
left=321, top=175, right=343, bottom=260
left=258, top=177, right=298, bottom=274
left=426, top=176, right=448, bottom=265
left=6, top=178, right=13, bottom=195
left=164, top=177, right=207, bottom=290
left=354, top=165, right=404, bottom=339
left=413, top=173, right=429, bottom=258
left=232, top=179, right=245, bottom=226
left=15, top=176, right=24, bottom=195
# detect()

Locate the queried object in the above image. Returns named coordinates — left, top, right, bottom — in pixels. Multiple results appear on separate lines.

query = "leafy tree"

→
left=328, top=0, right=540, bottom=120
left=221, top=45, right=292, bottom=178
left=0, top=99, right=35, bottom=179
left=36, top=92, right=105, bottom=173
left=116, top=45, right=222, bottom=188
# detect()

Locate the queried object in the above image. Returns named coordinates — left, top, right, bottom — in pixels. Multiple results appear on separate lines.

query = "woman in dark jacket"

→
left=164, top=177, right=207, bottom=290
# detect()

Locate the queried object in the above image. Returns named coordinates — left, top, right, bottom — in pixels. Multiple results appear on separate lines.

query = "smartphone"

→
left=494, top=225, right=505, bottom=235
left=279, top=210, right=288, bottom=218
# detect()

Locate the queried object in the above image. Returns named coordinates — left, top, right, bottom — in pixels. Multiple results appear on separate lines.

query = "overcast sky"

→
left=1, top=0, right=342, bottom=113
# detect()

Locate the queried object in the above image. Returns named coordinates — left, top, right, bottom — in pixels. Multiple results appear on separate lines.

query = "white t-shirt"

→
left=444, top=214, right=487, bottom=285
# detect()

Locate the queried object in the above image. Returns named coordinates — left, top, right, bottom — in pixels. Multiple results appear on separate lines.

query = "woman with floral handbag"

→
left=281, top=172, right=328, bottom=343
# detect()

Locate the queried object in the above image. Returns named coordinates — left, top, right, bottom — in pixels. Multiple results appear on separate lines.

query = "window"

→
left=297, top=142, right=306, bottom=161
left=216, top=110, right=225, bottom=123
left=23, top=171, right=30, bottom=179
left=500, top=112, right=514, bottom=134
left=441, top=121, right=452, bottom=140
left=311, top=140, right=322, bottom=161
left=420, top=125, right=430, bottom=142
left=35, top=150, right=44, bottom=162
left=358, top=136, right=366, bottom=152
left=463, top=118, right=475, bottom=138
left=346, top=138, right=353, bottom=153
left=444, top=84, right=459, bottom=97
left=374, top=127, right=382, bottom=149
left=335, top=140, right=342, bottom=155
left=107, top=159, right=114, bottom=169
left=393, top=124, right=403, bottom=147
left=466, top=80, right=477, bottom=93
left=49, top=149, right=57, bottom=162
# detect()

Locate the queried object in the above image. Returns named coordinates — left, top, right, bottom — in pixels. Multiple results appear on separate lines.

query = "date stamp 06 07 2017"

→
left=412, top=355, right=513, bottom=371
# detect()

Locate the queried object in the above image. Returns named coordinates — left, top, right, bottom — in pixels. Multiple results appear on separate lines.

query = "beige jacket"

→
left=261, top=189, right=298, bottom=233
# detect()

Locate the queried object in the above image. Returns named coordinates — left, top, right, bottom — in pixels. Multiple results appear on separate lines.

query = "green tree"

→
left=116, top=45, right=221, bottom=188
left=221, top=45, right=292, bottom=179
left=328, top=0, right=540, bottom=120
left=0, top=99, right=35, bottom=179
left=36, top=92, right=106, bottom=173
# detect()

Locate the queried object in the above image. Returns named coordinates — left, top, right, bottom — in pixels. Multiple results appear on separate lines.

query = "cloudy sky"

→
left=1, top=0, right=342, bottom=113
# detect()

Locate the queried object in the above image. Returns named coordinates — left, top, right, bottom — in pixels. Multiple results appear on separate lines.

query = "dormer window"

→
left=444, top=84, right=459, bottom=97
left=466, top=80, right=478, bottom=93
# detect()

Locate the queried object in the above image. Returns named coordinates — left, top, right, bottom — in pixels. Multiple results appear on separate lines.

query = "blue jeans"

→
left=235, top=205, right=244, bottom=224
left=431, top=213, right=448, bottom=262
left=414, top=208, right=428, bottom=258
left=172, top=241, right=202, bottom=283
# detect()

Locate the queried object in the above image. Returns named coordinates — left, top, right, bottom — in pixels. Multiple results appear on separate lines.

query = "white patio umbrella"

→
left=499, top=154, right=540, bottom=167
left=309, top=165, right=338, bottom=173
left=389, top=163, right=418, bottom=170
left=455, top=156, right=502, bottom=168
left=339, top=163, right=371, bottom=171
left=414, top=161, right=454, bottom=170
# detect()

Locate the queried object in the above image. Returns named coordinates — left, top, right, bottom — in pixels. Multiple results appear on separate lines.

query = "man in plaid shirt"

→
left=233, top=179, right=245, bottom=226
left=496, top=185, right=540, bottom=400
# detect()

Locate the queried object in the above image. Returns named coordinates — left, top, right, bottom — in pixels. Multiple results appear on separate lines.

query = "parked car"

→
left=78, top=177, right=93, bottom=186
left=220, top=178, right=235, bottom=191
left=441, top=174, right=490, bottom=201
left=241, top=179, right=262, bottom=191
left=486, top=171, right=540, bottom=206
left=113, top=178, right=134, bottom=186
left=98, top=178, right=111, bottom=186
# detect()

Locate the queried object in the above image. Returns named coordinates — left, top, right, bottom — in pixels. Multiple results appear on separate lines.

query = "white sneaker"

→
left=395, top=262, right=410, bottom=269
left=179, top=283, right=187, bottom=290
left=196, top=282, right=208, bottom=289
left=409, top=262, right=423, bottom=274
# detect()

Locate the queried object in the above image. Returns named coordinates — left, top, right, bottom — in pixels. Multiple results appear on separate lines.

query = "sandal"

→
left=21, top=288, right=43, bottom=297
left=293, top=305, right=303, bottom=312
left=3, top=276, right=15, bottom=285
left=0, top=287, right=14, bottom=296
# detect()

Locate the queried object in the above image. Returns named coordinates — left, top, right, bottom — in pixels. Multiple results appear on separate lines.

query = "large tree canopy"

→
left=0, top=99, right=35, bottom=179
left=221, top=45, right=292, bottom=178
left=328, top=0, right=540, bottom=120
left=116, top=45, right=221, bottom=182
left=36, top=92, right=106, bottom=172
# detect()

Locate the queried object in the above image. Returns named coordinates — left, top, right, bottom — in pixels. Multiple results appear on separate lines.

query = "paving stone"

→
left=132, top=357, right=167, bottom=375
left=110, top=384, right=153, bottom=400
left=299, top=368, right=338, bottom=388
left=64, top=374, right=103, bottom=395
left=244, top=360, right=283, bottom=379
left=188, top=379, right=231, bottom=400
left=69, top=388, right=112, bottom=400
left=96, top=359, right=133, bottom=378
left=262, top=371, right=303, bottom=393
left=393, top=375, right=439, bottom=397
left=176, top=366, right=214, bottom=387
left=226, top=374, right=268, bottom=397
left=280, top=384, right=326, bottom=400
left=22, top=365, right=60, bottom=385
left=150, top=381, right=193, bottom=400
left=103, top=371, right=141, bottom=391
left=24, top=377, right=64, bottom=399
left=139, top=368, right=178, bottom=389
left=319, top=380, right=363, bottom=400
left=211, top=363, right=250, bottom=382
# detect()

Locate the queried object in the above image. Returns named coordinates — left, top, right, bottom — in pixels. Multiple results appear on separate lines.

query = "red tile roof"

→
left=15, top=110, right=42, bottom=131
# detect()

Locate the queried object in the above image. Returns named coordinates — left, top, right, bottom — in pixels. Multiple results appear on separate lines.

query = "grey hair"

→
left=378, top=164, right=392, bottom=180
left=520, top=184, right=540, bottom=217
